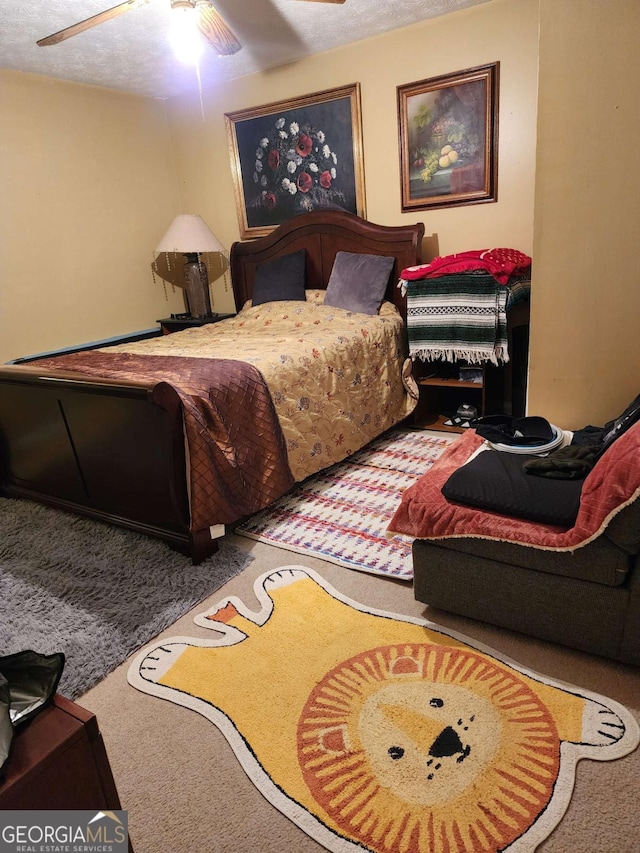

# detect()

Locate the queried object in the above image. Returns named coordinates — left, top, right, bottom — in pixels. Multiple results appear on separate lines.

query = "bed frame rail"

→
left=0, top=366, right=216, bottom=561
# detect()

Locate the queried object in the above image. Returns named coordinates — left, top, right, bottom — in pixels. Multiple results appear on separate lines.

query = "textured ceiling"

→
left=1, top=0, right=492, bottom=99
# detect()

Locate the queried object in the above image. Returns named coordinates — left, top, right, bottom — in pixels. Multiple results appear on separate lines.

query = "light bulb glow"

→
left=170, top=8, right=203, bottom=64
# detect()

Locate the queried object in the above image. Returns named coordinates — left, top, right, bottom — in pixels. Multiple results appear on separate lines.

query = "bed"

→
left=0, top=210, right=425, bottom=563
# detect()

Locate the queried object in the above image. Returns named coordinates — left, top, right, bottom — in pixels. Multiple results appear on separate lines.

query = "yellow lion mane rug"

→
left=128, top=567, right=638, bottom=853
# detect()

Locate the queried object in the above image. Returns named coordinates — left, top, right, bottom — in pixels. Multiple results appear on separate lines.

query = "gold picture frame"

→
left=397, top=63, right=499, bottom=212
left=225, top=83, right=366, bottom=239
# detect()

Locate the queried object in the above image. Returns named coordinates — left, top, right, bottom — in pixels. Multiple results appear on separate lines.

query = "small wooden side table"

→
left=0, top=694, right=133, bottom=851
left=157, top=313, right=235, bottom=335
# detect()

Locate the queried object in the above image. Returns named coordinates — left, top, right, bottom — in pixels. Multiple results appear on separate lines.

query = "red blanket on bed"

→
left=387, top=422, right=640, bottom=551
left=35, top=351, right=294, bottom=531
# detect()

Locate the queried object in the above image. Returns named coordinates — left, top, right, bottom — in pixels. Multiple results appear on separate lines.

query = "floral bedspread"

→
left=108, top=291, right=417, bottom=483
left=387, top=422, right=640, bottom=551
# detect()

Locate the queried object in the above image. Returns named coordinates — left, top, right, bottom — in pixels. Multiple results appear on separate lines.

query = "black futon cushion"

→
left=441, top=449, right=583, bottom=527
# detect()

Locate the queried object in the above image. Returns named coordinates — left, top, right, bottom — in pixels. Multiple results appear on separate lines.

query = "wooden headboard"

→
left=229, top=210, right=425, bottom=321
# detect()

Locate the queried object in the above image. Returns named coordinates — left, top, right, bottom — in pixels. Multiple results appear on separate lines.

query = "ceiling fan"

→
left=37, top=0, right=347, bottom=57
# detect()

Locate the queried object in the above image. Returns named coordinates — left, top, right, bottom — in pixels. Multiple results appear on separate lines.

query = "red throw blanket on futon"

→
left=387, top=422, right=640, bottom=551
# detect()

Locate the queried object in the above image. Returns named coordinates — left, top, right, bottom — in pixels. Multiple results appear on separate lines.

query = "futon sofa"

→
left=388, top=420, right=640, bottom=665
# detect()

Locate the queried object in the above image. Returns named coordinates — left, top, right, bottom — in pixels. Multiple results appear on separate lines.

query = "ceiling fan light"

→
left=170, top=5, right=204, bottom=64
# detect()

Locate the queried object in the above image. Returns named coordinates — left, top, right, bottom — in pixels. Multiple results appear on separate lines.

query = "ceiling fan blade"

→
left=196, top=2, right=241, bottom=56
left=293, top=0, right=347, bottom=4
left=37, top=0, right=153, bottom=47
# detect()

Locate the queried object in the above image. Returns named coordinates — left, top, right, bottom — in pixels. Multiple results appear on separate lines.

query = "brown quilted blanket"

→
left=34, top=351, right=294, bottom=530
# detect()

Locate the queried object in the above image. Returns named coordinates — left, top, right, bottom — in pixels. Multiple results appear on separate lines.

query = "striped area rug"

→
left=234, top=428, right=455, bottom=580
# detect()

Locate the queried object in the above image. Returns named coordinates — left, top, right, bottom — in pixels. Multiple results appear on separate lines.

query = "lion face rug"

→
left=128, top=567, right=638, bottom=853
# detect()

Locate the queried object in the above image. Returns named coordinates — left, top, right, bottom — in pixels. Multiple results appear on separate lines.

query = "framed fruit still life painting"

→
left=226, top=83, right=366, bottom=238
left=397, top=63, right=499, bottom=211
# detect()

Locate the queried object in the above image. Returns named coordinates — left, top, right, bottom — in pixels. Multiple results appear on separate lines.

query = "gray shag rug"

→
left=0, top=498, right=253, bottom=700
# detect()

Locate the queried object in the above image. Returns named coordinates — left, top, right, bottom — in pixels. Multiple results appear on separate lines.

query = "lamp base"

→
left=184, top=255, right=213, bottom=319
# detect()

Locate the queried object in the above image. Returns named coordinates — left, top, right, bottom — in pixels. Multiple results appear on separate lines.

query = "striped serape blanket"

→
left=405, top=272, right=509, bottom=365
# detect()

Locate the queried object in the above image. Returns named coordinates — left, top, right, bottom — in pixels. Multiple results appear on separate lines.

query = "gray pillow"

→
left=252, top=249, right=306, bottom=306
left=324, top=252, right=395, bottom=315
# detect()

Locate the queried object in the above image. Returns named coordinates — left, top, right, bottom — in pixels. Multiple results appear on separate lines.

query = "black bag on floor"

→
left=0, top=649, right=65, bottom=778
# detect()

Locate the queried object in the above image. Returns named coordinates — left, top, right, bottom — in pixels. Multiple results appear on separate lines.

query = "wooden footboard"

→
left=0, top=366, right=217, bottom=563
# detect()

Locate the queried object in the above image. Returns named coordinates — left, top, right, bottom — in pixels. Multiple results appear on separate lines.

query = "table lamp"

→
left=152, top=214, right=228, bottom=319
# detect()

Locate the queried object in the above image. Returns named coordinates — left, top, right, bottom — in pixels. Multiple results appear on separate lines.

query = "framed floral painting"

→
left=225, top=83, right=366, bottom=238
left=397, top=63, right=499, bottom=211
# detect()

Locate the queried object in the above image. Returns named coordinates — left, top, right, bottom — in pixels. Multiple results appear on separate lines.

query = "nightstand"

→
left=157, top=313, right=235, bottom=335
left=0, top=695, right=133, bottom=850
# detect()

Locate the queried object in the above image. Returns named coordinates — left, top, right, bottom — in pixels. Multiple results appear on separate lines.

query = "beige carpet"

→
left=79, top=534, right=640, bottom=853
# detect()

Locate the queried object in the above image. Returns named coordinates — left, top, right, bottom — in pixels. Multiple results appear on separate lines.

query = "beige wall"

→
left=6, top=0, right=636, bottom=430
left=0, top=70, right=184, bottom=363
left=1, top=0, right=539, bottom=363
left=166, top=0, right=539, bottom=316
left=529, top=0, right=640, bottom=428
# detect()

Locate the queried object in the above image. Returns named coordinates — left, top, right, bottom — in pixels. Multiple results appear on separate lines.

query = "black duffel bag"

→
left=1, top=649, right=65, bottom=778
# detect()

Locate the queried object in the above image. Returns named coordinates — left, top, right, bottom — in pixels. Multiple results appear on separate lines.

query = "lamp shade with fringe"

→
left=152, top=214, right=229, bottom=318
